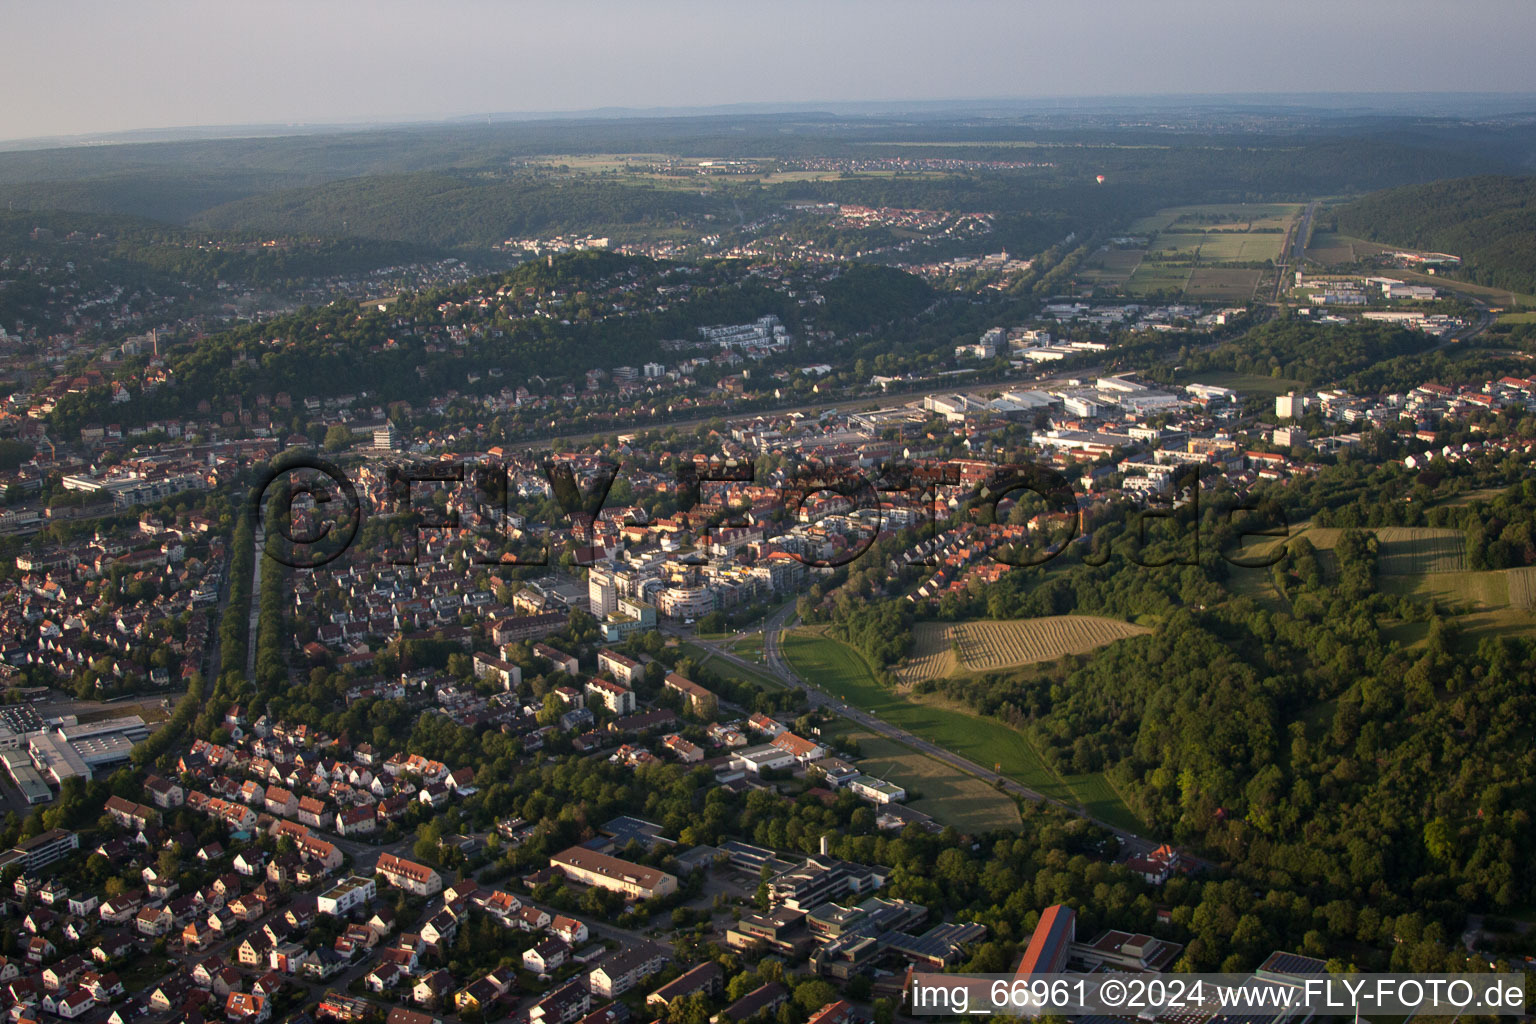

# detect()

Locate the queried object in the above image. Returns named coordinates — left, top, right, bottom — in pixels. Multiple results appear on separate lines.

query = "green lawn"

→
left=781, top=630, right=1145, bottom=832
left=731, top=635, right=766, bottom=663
left=849, top=732, right=1022, bottom=832
left=1173, top=369, right=1304, bottom=397
left=680, top=642, right=786, bottom=691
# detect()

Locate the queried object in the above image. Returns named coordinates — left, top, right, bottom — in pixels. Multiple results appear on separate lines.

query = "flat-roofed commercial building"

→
left=0, top=750, right=51, bottom=804
left=25, top=715, right=147, bottom=783
left=318, top=876, right=377, bottom=916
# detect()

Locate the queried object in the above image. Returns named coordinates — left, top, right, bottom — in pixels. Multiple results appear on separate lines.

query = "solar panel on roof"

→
left=1258, top=951, right=1326, bottom=976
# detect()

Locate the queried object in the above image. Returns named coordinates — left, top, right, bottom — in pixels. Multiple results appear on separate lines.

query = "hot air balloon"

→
left=1095, top=174, right=1106, bottom=184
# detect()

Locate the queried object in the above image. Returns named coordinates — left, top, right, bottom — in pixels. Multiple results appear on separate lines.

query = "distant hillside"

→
left=1335, top=176, right=1536, bottom=296
left=188, top=172, right=742, bottom=248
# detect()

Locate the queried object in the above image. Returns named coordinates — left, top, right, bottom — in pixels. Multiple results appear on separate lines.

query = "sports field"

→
left=1173, top=369, right=1304, bottom=397
left=897, top=616, right=1148, bottom=684
left=781, top=629, right=1144, bottom=832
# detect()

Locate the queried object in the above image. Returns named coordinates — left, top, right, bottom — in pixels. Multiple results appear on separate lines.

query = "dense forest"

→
left=1163, top=318, right=1436, bottom=389
left=808, top=453, right=1536, bottom=918
left=1337, top=176, right=1536, bottom=296
left=0, top=210, right=453, bottom=311
left=189, top=172, right=741, bottom=248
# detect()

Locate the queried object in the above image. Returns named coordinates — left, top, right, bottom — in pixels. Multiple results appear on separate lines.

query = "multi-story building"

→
left=768, top=856, right=885, bottom=911
left=596, top=649, right=641, bottom=685
left=375, top=853, right=443, bottom=897
left=588, top=569, right=618, bottom=618
left=0, top=829, right=78, bottom=873
left=663, top=673, right=716, bottom=717
left=647, top=962, right=724, bottom=1009
left=550, top=846, right=677, bottom=900
left=317, top=876, right=377, bottom=917
left=584, top=678, right=636, bottom=715
left=588, top=942, right=670, bottom=998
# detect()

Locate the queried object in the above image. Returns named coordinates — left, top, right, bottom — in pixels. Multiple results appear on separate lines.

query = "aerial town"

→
left=2, top=25, right=1536, bottom=1024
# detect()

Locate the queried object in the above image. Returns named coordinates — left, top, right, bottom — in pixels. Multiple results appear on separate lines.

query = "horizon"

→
left=4, top=89, right=1536, bottom=154
left=7, top=0, right=1536, bottom=144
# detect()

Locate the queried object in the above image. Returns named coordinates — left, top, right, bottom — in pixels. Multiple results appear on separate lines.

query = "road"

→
left=246, top=528, right=265, bottom=678
left=690, top=605, right=1164, bottom=860
left=1292, top=201, right=1317, bottom=272
left=1272, top=201, right=1318, bottom=302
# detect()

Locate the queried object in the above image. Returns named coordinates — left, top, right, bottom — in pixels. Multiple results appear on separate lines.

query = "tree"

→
left=792, top=980, right=837, bottom=1015
left=323, top=424, right=354, bottom=451
left=157, top=848, right=182, bottom=879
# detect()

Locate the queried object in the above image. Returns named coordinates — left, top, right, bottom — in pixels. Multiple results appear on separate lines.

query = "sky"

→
left=5, top=0, right=1535, bottom=141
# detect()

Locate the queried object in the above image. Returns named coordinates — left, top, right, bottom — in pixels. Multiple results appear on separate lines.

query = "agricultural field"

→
left=1148, top=232, right=1205, bottom=256
left=1079, top=247, right=1143, bottom=289
left=1303, top=231, right=1395, bottom=265
left=1380, top=570, right=1508, bottom=610
left=1373, top=527, right=1469, bottom=574
left=897, top=634, right=958, bottom=684
left=1183, top=232, right=1285, bottom=262
left=1124, top=262, right=1191, bottom=295
left=1114, top=202, right=1302, bottom=299
left=1280, top=525, right=1467, bottom=575
left=1185, top=267, right=1263, bottom=301
left=1130, top=202, right=1301, bottom=235
left=1223, top=519, right=1536, bottom=645
left=847, top=731, right=1022, bottom=832
left=897, top=616, right=1149, bottom=683
left=781, top=629, right=1145, bottom=832
left=1507, top=567, right=1536, bottom=610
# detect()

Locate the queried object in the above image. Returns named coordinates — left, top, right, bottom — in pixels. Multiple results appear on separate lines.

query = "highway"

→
left=1272, top=201, right=1318, bottom=302
left=1292, top=201, right=1317, bottom=271
left=689, top=605, right=1164, bottom=860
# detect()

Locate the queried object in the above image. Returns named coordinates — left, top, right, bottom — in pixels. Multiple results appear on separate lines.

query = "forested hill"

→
left=1335, top=176, right=1536, bottom=296
left=188, top=173, right=736, bottom=249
